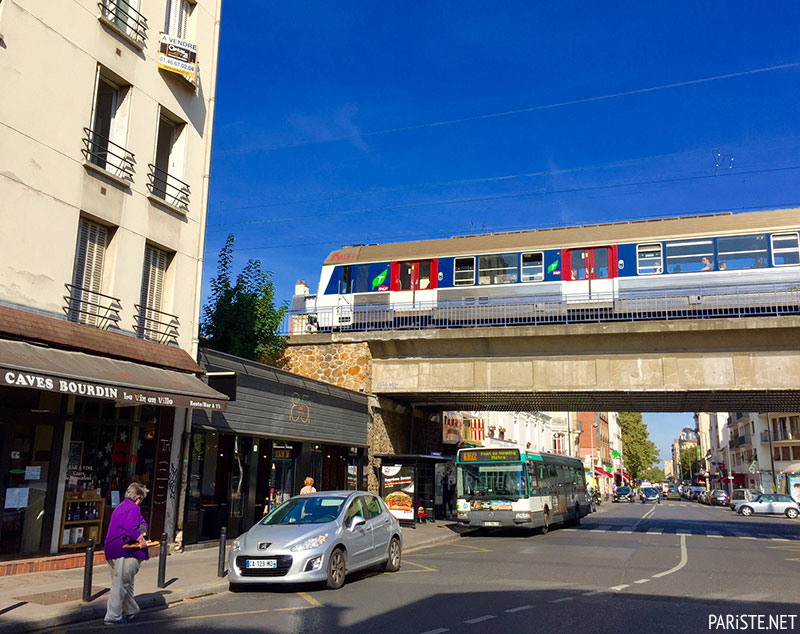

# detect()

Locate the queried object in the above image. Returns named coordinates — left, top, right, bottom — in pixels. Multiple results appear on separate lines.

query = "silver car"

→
left=228, top=491, right=403, bottom=590
left=735, top=494, right=800, bottom=519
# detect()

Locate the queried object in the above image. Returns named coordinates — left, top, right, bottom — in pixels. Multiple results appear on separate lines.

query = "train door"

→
left=391, top=259, right=438, bottom=306
left=563, top=246, right=617, bottom=302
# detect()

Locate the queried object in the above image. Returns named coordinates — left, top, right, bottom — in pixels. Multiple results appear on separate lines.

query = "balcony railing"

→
left=134, top=304, right=179, bottom=345
left=761, top=429, right=800, bottom=443
left=82, top=127, right=135, bottom=181
left=147, top=164, right=190, bottom=211
left=64, top=284, right=122, bottom=330
left=737, top=434, right=752, bottom=447
left=99, top=0, right=148, bottom=45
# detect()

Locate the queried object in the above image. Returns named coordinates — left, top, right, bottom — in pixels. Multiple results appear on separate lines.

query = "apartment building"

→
left=0, top=0, right=225, bottom=560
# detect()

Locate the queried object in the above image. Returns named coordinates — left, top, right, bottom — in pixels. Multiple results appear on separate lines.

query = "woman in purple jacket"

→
left=104, top=482, right=150, bottom=625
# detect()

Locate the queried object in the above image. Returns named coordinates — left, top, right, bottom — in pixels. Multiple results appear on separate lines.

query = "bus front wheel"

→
left=540, top=508, right=550, bottom=535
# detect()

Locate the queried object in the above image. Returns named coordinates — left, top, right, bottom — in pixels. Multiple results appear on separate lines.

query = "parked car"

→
left=640, top=487, right=661, bottom=504
left=613, top=486, right=635, bottom=503
left=709, top=490, right=730, bottom=506
left=729, top=488, right=762, bottom=510
left=687, top=486, right=705, bottom=501
left=666, top=486, right=681, bottom=500
left=228, top=491, right=403, bottom=591
left=697, top=490, right=711, bottom=505
left=736, top=494, right=800, bottom=519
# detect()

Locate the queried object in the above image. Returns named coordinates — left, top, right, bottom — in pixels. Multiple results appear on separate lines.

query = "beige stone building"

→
left=0, top=0, right=225, bottom=564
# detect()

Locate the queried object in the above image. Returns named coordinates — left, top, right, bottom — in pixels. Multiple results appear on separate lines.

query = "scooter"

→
left=590, top=491, right=602, bottom=512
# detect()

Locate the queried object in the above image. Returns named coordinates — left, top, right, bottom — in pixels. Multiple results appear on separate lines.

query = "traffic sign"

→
left=748, top=461, right=758, bottom=474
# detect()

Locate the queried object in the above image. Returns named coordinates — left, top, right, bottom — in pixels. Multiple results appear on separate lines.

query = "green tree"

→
left=679, top=447, right=699, bottom=481
left=619, top=412, right=659, bottom=481
left=200, top=235, right=288, bottom=364
left=642, top=466, right=665, bottom=483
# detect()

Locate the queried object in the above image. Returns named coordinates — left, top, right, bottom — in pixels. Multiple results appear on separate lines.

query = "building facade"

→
left=0, top=0, right=223, bottom=561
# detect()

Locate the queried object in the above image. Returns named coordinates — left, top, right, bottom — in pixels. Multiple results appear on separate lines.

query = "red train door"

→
left=563, top=246, right=618, bottom=301
left=391, top=260, right=438, bottom=305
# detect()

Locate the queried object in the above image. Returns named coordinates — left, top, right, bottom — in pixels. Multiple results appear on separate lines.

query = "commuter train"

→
left=291, top=207, right=800, bottom=332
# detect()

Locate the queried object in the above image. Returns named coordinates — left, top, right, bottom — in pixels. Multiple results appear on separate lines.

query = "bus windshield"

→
left=457, top=463, right=527, bottom=500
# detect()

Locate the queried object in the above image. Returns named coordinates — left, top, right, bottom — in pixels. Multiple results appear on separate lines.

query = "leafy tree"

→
left=200, top=235, right=288, bottom=364
left=619, top=412, right=659, bottom=481
left=642, top=466, right=665, bottom=483
left=679, top=447, right=699, bottom=481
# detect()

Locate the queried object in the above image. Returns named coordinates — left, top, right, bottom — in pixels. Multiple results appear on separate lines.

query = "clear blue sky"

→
left=203, top=4, right=800, bottom=446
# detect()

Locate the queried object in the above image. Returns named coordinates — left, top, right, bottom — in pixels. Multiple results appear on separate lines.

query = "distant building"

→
left=664, top=460, right=674, bottom=478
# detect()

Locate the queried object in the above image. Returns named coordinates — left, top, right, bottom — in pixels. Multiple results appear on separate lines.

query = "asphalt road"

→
left=52, top=500, right=800, bottom=634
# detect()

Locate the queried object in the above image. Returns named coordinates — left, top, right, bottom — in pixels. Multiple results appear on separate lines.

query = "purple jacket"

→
left=104, top=499, right=150, bottom=561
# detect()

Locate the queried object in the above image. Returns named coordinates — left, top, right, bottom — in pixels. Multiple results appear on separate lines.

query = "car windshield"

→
left=642, top=488, right=659, bottom=495
left=261, top=496, right=346, bottom=525
left=617, top=487, right=631, bottom=494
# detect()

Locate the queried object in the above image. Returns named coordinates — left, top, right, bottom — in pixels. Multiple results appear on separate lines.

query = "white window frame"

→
left=453, top=256, right=475, bottom=286
left=477, top=253, right=518, bottom=286
left=166, top=0, right=191, bottom=39
left=89, top=68, right=132, bottom=176
left=636, top=243, right=663, bottom=275
left=770, top=232, right=800, bottom=267
left=520, top=251, right=545, bottom=283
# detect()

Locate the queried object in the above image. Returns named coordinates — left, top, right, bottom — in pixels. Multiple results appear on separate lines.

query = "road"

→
left=53, top=500, right=800, bottom=634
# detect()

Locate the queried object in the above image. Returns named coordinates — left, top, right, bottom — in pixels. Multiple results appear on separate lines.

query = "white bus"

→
left=455, top=447, right=590, bottom=533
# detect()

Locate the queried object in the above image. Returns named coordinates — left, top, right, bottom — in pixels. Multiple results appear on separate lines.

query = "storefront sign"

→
left=1, top=370, right=226, bottom=411
left=158, top=33, right=197, bottom=81
left=458, top=448, right=521, bottom=463
left=381, top=465, right=414, bottom=521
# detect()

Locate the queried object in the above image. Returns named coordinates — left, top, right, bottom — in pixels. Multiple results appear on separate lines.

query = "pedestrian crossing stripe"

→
left=575, top=526, right=798, bottom=540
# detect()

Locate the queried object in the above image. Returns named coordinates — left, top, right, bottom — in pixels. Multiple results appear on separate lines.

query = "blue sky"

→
left=203, top=3, right=800, bottom=456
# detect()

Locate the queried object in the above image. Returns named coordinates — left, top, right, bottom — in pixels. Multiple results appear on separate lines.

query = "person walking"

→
left=103, top=482, right=150, bottom=625
left=299, top=477, right=317, bottom=494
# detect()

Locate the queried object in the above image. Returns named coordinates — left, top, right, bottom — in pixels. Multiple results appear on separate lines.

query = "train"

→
left=289, top=207, right=800, bottom=332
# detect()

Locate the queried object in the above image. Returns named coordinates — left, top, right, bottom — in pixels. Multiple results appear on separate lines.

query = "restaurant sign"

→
left=158, top=33, right=197, bottom=81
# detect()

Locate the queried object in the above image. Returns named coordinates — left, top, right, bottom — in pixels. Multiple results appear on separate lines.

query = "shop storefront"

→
left=0, top=327, right=227, bottom=559
left=185, top=348, right=369, bottom=544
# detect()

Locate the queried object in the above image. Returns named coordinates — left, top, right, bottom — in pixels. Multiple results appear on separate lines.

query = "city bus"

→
left=455, top=447, right=590, bottom=533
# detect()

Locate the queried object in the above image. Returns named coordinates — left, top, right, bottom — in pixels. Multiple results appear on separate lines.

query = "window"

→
left=665, top=239, right=714, bottom=273
left=69, top=219, right=109, bottom=326
left=478, top=253, right=518, bottom=285
left=344, top=497, right=367, bottom=527
left=101, top=0, right=147, bottom=44
left=716, top=233, right=769, bottom=271
left=521, top=252, right=544, bottom=282
left=636, top=243, right=663, bottom=275
left=339, top=266, right=353, bottom=294
left=454, top=257, right=475, bottom=286
left=398, top=260, right=433, bottom=290
left=793, top=446, right=800, bottom=461
left=771, top=233, right=800, bottom=267
left=165, top=0, right=190, bottom=38
left=137, top=244, right=168, bottom=341
left=150, top=112, right=188, bottom=208
left=87, top=72, right=132, bottom=177
left=364, top=496, right=382, bottom=518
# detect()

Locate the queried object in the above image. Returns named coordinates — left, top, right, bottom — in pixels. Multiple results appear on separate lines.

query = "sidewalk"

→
left=0, top=521, right=463, bottom=634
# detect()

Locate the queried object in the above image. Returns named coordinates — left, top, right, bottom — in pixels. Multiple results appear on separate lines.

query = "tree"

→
left=200, top=235, right=288, bottom=364
left=679, top=447, right=699, bottom=481
left=619, top=412, right=659, bottom=481
left=642, top=466, right=665, bottom=483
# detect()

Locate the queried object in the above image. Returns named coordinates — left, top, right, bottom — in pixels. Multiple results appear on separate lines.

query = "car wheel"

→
left=326, top=548, right=347, bottom=589
left=740, top=506, right=754, bottom=517
left=540, top=508, right=550, bottom=535
left=382, top=537, right=402, bottom=572
left=786, top=508, right=799, bottom=519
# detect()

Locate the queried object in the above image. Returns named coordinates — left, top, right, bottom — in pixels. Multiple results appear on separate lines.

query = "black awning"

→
left=374, top=454, right=451, bottom=463
left=0, top=339, right=227, bottom=411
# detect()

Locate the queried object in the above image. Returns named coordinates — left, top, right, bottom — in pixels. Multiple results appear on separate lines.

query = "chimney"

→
left=294, top=280, right=309, bottom=296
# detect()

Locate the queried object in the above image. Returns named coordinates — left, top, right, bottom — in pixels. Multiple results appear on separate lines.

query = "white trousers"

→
left=105, top=557, right=141, bottom=622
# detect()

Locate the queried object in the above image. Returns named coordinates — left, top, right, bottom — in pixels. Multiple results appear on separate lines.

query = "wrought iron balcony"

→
left=64, top=284, right=122, bottom=330
left=761, top=429, right=800, bottom=442
left=737, top=433, right=752, bottom=447
left=147, top=164, right=190, bottom=211
left=99, top=0, right=148, bottom=45
left=134, top=304, right=179, bottom=345
left=82, top=127, right=135, bottom=181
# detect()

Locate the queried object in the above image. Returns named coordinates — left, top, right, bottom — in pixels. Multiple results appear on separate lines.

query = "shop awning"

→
left=621, top=471, right=631, bottom=482
left=594, top=467, right=613, bottom=478
left=0, top=339, right=227, bottom=410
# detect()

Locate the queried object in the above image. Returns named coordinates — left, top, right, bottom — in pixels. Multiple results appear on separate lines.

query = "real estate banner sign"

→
left=158, top=33, right=197, bottom=81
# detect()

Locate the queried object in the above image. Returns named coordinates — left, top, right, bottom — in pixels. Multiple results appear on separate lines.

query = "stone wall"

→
left=283, top=341, right=372, bottom=393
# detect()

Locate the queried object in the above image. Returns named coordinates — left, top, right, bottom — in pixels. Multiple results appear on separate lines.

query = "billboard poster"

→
left=442, top=413, right=463, bottom=444
left=789, top=475, right=800, bottom=502
left=381, top=465, right=414, bottom=520
left=158, top=33, right=197, bottom=81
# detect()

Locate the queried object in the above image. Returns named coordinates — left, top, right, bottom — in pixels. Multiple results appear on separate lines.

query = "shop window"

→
left=636, top=243, right=663, bottom=275
left=665, top=240, right=714, bottom=273
left=520, top=252, right=544, bottom=282
left=772, top=232, right=800, bottom=267
left=478, top=253, right=518, bottom=285
left=454, top=257, right=475, bottom=286
left=716, top=233, right=768, bottom=271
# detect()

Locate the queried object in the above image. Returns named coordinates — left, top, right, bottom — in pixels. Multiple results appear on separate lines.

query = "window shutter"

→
left=139, top=245, right=167, bottom=340
left=72, top=219, right=107, bottom=325
left=166, top=0, right=188, bottom=38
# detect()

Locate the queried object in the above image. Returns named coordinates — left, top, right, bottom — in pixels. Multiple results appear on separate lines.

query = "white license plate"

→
left=484, top=521, right=501, bottom=527
left=246, top=559, right=276, bottom=569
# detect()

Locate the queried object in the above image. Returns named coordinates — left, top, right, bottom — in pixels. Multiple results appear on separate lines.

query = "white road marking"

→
left=676, top=531, right=691, bottom=536
left=633, top=579, right=649, bottom=584
left=646, top=529, right=663, bottom=534
left=465, top=615, right=496, bottom=624
left=706, top=531, right=723, bottom=538
left=609, top=584, right=630, bottom=591
left=563, top=528, right=578, bottom=532
left=549, top=597, right=573, bottom=603
left=583, top=590, right=604, bottom=596
left=739, top=536, right=757, bottom=540
left=770, top=537, right=790, bottom=542
left=506, top=605, right=534, bottom=612
left=618, top=530, right=633, bottom=534
left=652, top=534, right=688, bottom=579
left=631, top=505, right=657, bottom=531
left=421, top=629, right=450, bottom=634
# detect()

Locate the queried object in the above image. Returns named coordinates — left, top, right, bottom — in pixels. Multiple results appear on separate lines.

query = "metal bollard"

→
left=217, top=527, right=227, bottom=577
left=157, top=532, right=168, bottom=589
left=82, top=539, right=95, bottom=602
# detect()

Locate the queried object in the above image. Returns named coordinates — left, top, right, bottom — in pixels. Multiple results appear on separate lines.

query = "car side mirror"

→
left=349, top=515, right=366, bottom=531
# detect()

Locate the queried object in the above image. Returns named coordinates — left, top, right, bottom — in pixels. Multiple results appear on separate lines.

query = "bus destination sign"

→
left=460, top=448, right=521, bottom=462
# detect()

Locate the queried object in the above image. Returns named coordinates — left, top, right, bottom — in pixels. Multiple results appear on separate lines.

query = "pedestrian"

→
left=300, top=477, right=317, bottom=495
left=103, top=482, right=150, bottom=625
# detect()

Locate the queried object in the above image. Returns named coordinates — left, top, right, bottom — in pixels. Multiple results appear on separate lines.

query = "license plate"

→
left=484, top=521, right=501, bottom=527
left=246, top=559, right=276, bottom=569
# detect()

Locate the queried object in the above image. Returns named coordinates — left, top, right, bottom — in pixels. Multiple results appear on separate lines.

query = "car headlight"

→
left=231, top=538, right=242, bottom=552
left=290, top=533, right=329, bottom=552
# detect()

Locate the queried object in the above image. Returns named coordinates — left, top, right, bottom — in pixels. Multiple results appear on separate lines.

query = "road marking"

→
left=609, top=584, right=630, bottom=591
left=396, top=559, right=437, bottom=574
left=631, top=505, right=657, bottom=531
left=646, top=529, right=663, bottom=534
left=563, top=528, right=578, bottom=531
left=706, top=531, right=723, bottom=538
left=549, top=597, right=573, bottom=603
left=676, top=531, right=691, bottom=536
left=297, top=592, right=322, bottom=607
left=618, top=530, right=633, bottom=534
left=633, top=579, right=649, bottom=584
left=583, top=590, right=604, bottom=596
left=770, top=537, right=790, bottom=542
left=465, top=615, right=496, bottom=624
left=506, top=605, right=534, bottom=612
left=739, top=536, right=757, bottom=540
left=420, top=629, right=450, bottom=634
left=652, top=534, right=688, bottom=579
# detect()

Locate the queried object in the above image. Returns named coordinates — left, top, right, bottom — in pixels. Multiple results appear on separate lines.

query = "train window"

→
left=665, top=239, right=714, bottom=273
left=716, top=233, right=768, bottom=270
left=478, top=253, right=518, bottom=285
left=397, top=260, right=433, bottom=290
left=339, top=266, right=353, bottom=293
left=454, top=257, right=475, bottom=286
left=521, top=252, right=544, bottom=282
left=353, top=265, right=372, bottom=293
left=771, top=233, right=800, bottom=267
left=636, top=244, right=663, bottom=275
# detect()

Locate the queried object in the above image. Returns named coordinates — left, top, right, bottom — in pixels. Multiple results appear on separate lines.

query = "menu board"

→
left=381, top=465, right=414, bottom=521
left=458, top=448, right=521, bottom=463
